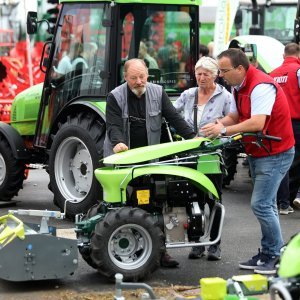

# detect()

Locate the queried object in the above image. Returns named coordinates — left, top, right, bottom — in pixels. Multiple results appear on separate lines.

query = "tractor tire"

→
left=222, top=148, right=239, bottom=187
left=0, top=136, right=25, bottom=201
left=77, top=203, right=100, bottom=269
left=49, top=112, right=105, bottom=218
left=90, top=207, right=165, bottom=282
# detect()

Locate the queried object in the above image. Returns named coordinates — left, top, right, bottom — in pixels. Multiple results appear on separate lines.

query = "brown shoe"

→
left=160, top=252, right=179, bottom=268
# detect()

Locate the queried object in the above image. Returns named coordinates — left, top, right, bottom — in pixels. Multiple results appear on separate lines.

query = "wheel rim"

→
left=0, top=153, right=6, bottom=185
left=108, top=224, right=153, bottom=270
left=54, top=137, right=93, bottom=202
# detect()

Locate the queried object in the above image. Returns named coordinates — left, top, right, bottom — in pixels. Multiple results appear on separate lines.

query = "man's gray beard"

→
left=131, top=86, right=146, bottom=97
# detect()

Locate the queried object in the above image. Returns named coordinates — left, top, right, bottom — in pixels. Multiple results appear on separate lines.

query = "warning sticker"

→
left=137, top=190, right=150, bottom=205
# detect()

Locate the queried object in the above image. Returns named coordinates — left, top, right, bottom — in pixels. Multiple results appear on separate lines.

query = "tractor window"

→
left=120, top=5, right=197, bottom=95
left=239, top=4, right=297, bottom=45
left=36, top=3, right=111, bottom=147
left=264, top=5, right=297, bottom=44
left=48, top=3, right=110, bottom=99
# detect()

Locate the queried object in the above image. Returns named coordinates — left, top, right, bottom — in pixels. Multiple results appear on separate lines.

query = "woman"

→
left=174, top=56, right=233, bottom=135
left=174, top=56, right=234, bottom=261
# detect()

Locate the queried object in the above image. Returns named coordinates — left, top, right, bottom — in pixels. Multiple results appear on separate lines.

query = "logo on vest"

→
left=274, top=76, right=288, bottom=84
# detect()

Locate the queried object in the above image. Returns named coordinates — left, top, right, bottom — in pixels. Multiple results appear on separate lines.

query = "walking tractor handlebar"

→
left=201, top=132, right=282, bottom=153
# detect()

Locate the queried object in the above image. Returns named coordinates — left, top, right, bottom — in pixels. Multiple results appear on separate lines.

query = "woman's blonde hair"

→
left=195, top=56, right=219, bottom=77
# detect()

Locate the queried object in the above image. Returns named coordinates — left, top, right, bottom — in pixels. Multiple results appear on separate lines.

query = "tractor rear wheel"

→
left=90, top=207, right=165, bottom=282
left=0, top=136, right=25, bottom=201
left=49, top=112, right=105, bottom=218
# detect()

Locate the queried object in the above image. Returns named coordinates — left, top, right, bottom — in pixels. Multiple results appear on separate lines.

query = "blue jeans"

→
left=248, top=147, right=294, bottom=256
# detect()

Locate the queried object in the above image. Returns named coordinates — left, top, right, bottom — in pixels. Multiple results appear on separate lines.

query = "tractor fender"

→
left=47, top=100, right=106, bottom=150
left=0, top=122, right=29, bottom=160
left=95, top=165, right=220, bottom=204
left=69, top=100, right=106, bottom=121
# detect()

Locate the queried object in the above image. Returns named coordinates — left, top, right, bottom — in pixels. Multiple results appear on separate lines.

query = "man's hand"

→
left=113, top=143, right=128, bottom=153
left=201, top=120, right=224, bottom=138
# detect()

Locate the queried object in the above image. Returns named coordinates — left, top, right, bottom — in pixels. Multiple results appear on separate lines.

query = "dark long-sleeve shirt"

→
left=106, top=87, right=195, bottom=148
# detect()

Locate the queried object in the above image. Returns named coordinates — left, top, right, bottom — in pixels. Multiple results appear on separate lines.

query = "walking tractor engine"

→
left=129, top=175, right=207, bottom=244
left=75, top=137, right=230, bottom=282
left=162, top=178, right=206, bottom=244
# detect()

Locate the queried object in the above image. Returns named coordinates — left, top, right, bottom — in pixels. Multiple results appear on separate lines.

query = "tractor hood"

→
left=103, top=138, right=210, bottom=165
left=10, top=83, right=43, bottom=136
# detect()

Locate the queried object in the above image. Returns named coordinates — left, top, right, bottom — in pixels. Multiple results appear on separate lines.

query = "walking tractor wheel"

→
left=108, top=223, right=153, bottom=269
left=90, top=207, right=165, bottom=282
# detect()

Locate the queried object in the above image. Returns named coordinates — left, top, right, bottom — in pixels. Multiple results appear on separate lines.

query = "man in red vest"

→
left=270, top=43, right=300, bottom=213
left=201, top=48, right=295, bottom=275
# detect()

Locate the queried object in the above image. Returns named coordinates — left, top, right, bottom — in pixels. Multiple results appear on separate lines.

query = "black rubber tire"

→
left=90, top=207, right=165, bottom=282
left=49, top=112, right=105, bottom=218
left=77, top=203, right=101, bottom=269
left=222, top=148, right=239, bottom=187
left=0, top=136, right=25, bottom=201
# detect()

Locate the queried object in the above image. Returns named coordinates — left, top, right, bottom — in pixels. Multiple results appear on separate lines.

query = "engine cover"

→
left=167, top=179, right=195, bottom=206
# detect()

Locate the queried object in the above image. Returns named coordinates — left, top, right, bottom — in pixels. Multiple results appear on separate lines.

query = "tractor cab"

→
left=27, top=0, right=199, bottom=148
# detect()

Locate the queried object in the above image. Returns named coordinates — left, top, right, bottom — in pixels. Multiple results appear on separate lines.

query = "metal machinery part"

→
left=163, top=202, right=205, bottom=244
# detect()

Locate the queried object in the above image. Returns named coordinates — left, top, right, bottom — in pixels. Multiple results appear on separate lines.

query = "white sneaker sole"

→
left=279, top=210, right=293, bottom=215
left=239, top=264, right=257, bottom=270
left=293, top=199, right=300, bottom=209
left=254, top=268, right=276, bottom=275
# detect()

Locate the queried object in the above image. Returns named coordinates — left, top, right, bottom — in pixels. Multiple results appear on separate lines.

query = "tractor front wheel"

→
left=0, top=136, right=25, bottom=201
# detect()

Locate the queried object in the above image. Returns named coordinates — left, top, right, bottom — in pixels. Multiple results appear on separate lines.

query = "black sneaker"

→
left=160, top=252, right=179, bottom=268
left=239, top=249, right=269, bottom=270
left=254, top=255, right=279, bottom=275
left=188, top=246, right=205, bottom=259
left=207, top=244, right=221, bottom=261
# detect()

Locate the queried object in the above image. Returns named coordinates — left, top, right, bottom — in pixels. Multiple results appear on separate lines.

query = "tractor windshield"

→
left=48, top=3, right=110, bottom=98
left=263, top=5, right=297, bottom=44
left=119, top=4, right=198, bottom=94
left=47, top=2, right=198, bottom=98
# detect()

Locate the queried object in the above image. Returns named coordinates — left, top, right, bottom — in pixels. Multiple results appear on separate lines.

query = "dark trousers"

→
left=277, top=172, right=290, bottom=209
left=277, top=120, right=300, bottom=208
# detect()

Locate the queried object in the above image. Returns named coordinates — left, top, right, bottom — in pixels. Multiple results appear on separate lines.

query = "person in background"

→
left=207, top=41, right=214, bottom=58
left=104, top=58, right=196, bottom=268
left=201, top=48, right=294, bottom=275
left=270, top=43, right=300, bottom=214
left=55, top=52, right=73, bottom=75
left=293, top=189, right=300, bottom=208
left=138, top=41, right=159, bottom=69
left=53, top=42, right=79, bottom=77
left=174, top=56, right=233, bottom=261
left=72, top=42, right=98, bottom=71
left=157, top=35, right=179, bottom=74
left=199, top=44, right=209, bottom=58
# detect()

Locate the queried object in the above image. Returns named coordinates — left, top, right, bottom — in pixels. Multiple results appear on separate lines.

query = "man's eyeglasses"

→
left=219, top=67, right=236, bottom=74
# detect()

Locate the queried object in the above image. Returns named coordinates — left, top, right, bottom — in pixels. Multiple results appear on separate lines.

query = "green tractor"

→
left=0, top=0, right=200, bottom=217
